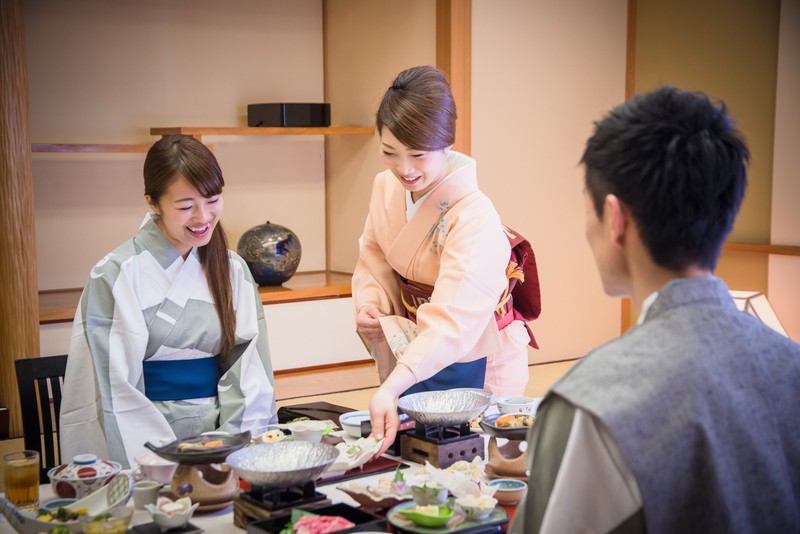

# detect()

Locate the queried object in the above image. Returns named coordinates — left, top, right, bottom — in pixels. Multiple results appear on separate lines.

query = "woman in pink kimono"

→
left=353, top=66, right=539, bottom=453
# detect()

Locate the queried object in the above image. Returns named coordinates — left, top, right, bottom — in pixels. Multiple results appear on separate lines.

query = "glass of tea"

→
left=3, top=450, right=40, bottom=511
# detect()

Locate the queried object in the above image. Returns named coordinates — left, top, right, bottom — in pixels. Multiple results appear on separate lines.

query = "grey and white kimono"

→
left=60, top=214, right=277, bottom=468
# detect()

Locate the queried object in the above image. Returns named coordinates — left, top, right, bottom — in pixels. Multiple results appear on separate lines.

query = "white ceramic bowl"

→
left=284, top=420, right=329, bottom=443
left=495, top=396, right=539, bottom=414
left=339, top=410, right=371, bottom=438
left=133, top=450, right=178, bottom=485
left=145, top=497, right=199, bottom=533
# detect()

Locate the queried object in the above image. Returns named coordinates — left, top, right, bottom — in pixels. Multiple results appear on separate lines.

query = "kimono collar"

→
left=136, top=212, right=198, bottom=270
left=641, top=276, right=735, bottom=324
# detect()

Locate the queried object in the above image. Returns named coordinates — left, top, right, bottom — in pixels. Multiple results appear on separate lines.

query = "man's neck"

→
left=630, top=263, right=712, bottom=314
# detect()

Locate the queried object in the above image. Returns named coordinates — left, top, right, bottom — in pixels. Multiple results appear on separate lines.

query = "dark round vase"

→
left=236, top=221, right=302, bottom=286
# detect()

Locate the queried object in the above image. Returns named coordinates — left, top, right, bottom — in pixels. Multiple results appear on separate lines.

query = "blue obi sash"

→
left=143, top=356, right=219, bottom=401
left=402, top=357, right=487, bottom=396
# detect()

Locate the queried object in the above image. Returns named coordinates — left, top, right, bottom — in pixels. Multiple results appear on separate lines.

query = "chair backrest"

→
left=14, top=355, right=68, bottom=484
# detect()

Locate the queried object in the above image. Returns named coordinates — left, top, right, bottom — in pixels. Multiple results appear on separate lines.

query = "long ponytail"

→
left=199, top=221, right=235, bottom=360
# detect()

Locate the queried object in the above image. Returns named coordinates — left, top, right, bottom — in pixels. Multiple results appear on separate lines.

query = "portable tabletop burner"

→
left=233, top=479, right=332, bottom=528
left=396, top=390, right=490, bottom=469
left=225, top=441, right=339, bottom=529
left=400, top=421, right=485, bottom=469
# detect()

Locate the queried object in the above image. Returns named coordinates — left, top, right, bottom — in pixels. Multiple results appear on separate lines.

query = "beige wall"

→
left=769, top=0, right=800, bottom=340
left=472, top=0, right=628, bottom=363
left=635, top=0, right=781, bottom=296
left=327, top=1, right=629, bottom=364
left=26, top=0, right=328, bottom=290
left=635, top=0, right=797, bottom=342
left=325, top=0, right=437, bottom=273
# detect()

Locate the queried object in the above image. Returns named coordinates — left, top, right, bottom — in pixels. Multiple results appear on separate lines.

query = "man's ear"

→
left=605, top=194, right=628, bottom=246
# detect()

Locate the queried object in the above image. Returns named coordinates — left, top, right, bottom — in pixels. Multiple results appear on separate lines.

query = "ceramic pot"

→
left=47, top=454, right=122, bottom=499
left=237, top=221, right=302, bottom=285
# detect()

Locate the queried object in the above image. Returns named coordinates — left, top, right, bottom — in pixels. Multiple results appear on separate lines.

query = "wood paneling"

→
left=436, top=0, right=471, bottom=155
left=1, top=0, right=40, bottom=437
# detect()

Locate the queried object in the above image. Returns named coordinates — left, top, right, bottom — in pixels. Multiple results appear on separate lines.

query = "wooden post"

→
left=620, top=0, right=637, bottom=334
left=436, top=0, right=471, bottom=156
left=1, top=0, right=40, bottom=438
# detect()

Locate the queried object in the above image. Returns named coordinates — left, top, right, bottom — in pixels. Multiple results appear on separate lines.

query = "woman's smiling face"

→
left=146, top=174, right=223, bottom=258
left=380, top=127, right=450, bottom=202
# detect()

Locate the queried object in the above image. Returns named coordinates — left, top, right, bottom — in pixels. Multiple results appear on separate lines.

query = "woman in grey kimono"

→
left=60, top=135, right=277, bottom=468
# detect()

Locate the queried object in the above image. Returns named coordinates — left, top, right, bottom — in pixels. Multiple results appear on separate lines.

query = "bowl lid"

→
left=50, top=454, right=121, bottom=480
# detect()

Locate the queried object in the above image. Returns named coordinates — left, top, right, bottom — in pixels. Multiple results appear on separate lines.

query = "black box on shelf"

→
left=248, top=103, right=331, bottom=127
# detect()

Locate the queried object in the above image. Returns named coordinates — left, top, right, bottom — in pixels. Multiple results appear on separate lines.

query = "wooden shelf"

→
left=32, top=143, right=152, bottom=153
left=39, top=271, right=352, bottom=325
left=723, top=242, right=800, bottom=256
left=150, top=126, right=374, bottom=137
left=259, top=271, right=352, bottom=305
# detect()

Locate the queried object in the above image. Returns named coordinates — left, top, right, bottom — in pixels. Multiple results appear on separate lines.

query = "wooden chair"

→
left=14, top=355, right=68, bottom=484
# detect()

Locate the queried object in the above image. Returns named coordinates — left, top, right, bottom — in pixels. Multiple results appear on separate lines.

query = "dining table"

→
left=1, top=403, right=529, bottom=533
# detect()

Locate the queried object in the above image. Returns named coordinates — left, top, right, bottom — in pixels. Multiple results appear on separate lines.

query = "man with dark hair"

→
left=510, top=87, right=800, bottom=533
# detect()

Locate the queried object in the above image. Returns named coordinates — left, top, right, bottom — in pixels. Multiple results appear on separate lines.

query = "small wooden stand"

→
left=170, top=463, right=239, bottom=512
left=486, top=436, right=528, bottom=479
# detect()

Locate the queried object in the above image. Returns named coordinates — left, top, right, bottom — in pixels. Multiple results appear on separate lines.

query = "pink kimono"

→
left=352, top=151, right=531, bottom=397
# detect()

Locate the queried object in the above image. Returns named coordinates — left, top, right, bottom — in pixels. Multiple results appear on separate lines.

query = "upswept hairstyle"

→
left=376, top=65, right=457, bottom=151
left=143, top=135, right=236, bottom=360
left=581, top=86, right=750, bottom=272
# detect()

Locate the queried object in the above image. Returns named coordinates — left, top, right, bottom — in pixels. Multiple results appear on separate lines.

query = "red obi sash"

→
left=395, top=225, right=541, bottom=348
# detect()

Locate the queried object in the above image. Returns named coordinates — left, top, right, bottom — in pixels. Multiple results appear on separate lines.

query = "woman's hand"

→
left=356, top=305, right=386, bottom=343
left=369, top=388, right=400, bottom=457
left=367, top=364, right=416, bottom=458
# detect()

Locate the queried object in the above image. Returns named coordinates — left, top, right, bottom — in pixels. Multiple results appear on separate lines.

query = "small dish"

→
left=479, top=412, right=535, bottom=441
left=144, top=431, right=251, bottom=465
left=495, top=396, right=539, bottom=414
left=337, top=472, right=412, bottom=511
left=397, top=504, right=454, bottom=527
left=279, top=419, right=332, bottom=443
left=328, top=436, right=383, bottom=473
left=454, top=495, right=497, bottom=520
left=388, top=499, right=510, bottom=533
left=339, top=410, right=371, bottom=438
left=133, top=450, right=178, bottom=485
left=145, top=496, right=199, bottom=532
left=5, top=476, right=132, bottom=534
left=410, top=482, right=449, bottom=506
left=41, top=498, right=78, bottom=511
left=488, top=479, right=528, bottom=505
left=79, top=504, right=134, bottom=534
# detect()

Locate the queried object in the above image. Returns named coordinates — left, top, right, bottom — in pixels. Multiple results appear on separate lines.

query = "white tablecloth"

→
left=0, top=451, right=424, bottom=533
left=1, top=404, right=524, bottom=533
